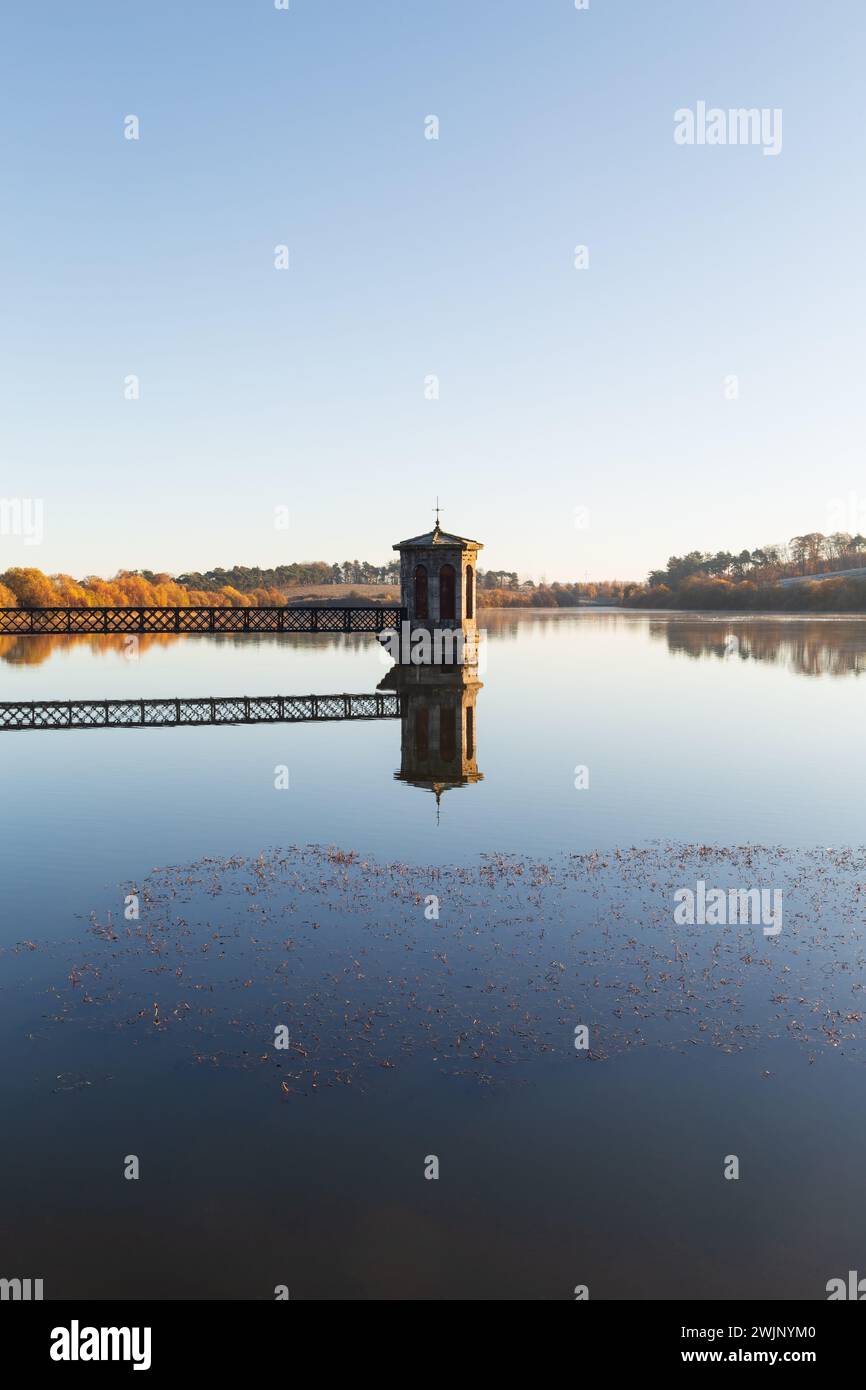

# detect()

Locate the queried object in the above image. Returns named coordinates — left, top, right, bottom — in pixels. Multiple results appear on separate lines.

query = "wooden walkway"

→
left=0, top=605, right=404, bottom=636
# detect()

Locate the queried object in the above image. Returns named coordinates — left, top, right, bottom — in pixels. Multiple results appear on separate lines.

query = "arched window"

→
left=439, top=563, right=456, bottom=621
left=414, top=564, right=428, bottom=619
left=465, top=565, right=474, bottom=619
left=439, top=704, right=456, bottom=762
left=466, top=705, right=474, bottom=761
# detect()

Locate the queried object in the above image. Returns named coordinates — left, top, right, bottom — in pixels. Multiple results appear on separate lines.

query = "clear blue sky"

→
left=1, top=1, right=863, bottom=581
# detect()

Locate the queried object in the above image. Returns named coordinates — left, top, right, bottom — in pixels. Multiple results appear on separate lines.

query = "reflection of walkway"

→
left=0, top=692, right=400, bottom=732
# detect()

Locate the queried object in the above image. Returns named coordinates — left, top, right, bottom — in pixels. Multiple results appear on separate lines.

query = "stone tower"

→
left=393, top=522, right=483, bottom=662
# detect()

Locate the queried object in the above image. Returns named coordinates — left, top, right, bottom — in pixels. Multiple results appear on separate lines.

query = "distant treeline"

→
left=625, top=530, right=866, bottom=611
left=175, top=564, right=632, bottom=608
left=174, top=563, right=564, bottom=594
left=0, top=564, right=630, bottom=611
left=646, top=531, right=866, bottom=589
left=175, top=560, right=401, bottom=591
left=478, top=581, right=626, bottom=607
left=624, top=575, right=866, bottom=612
left=0, top=567, right=630, bottom=611
left=8, top=543, right=866, bottom=614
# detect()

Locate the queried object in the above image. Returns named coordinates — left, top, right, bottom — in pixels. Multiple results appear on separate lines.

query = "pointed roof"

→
left=393, top=524, right=483, bottom=551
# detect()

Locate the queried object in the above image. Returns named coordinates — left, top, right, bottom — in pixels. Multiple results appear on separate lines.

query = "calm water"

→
left=2, top=610, right=866, bottom=1299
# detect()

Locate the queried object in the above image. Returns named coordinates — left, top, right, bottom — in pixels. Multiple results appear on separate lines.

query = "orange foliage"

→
left=0, top=568, right=59, bottom=607
left=52, top=574, right=93, bottom=606
left=0, top=566, right=287, bottom=611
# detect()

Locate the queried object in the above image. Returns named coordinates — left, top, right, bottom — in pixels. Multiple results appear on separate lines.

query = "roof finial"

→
left=434, top=497, right=441, bottom=531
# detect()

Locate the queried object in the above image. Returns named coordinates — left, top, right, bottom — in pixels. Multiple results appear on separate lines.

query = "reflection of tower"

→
left=379, top=663, right=483, bottom=807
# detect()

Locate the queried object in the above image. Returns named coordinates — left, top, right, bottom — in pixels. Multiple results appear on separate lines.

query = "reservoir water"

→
left=2, top=610, right=865, bottom=1299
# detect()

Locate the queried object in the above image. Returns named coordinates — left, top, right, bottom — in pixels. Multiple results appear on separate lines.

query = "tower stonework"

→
left=393, top=523, right=483, bottom=662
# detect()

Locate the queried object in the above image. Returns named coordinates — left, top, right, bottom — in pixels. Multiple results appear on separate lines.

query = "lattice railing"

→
left=0, top=606, right=404, bottom=636
left=0, top=693, right=401, bottom=731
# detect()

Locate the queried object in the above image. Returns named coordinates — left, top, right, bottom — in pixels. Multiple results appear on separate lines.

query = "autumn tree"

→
left=0, top=568, right=61, bottom=607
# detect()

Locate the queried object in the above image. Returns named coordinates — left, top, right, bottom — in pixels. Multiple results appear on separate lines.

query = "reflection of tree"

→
left=0, top=633, right=184, bottom=666
left=654, top=619, right=866, bottom=678
left=478, top=608, right=626, bottom=642
left=0, top=630, right=397, bottom=666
